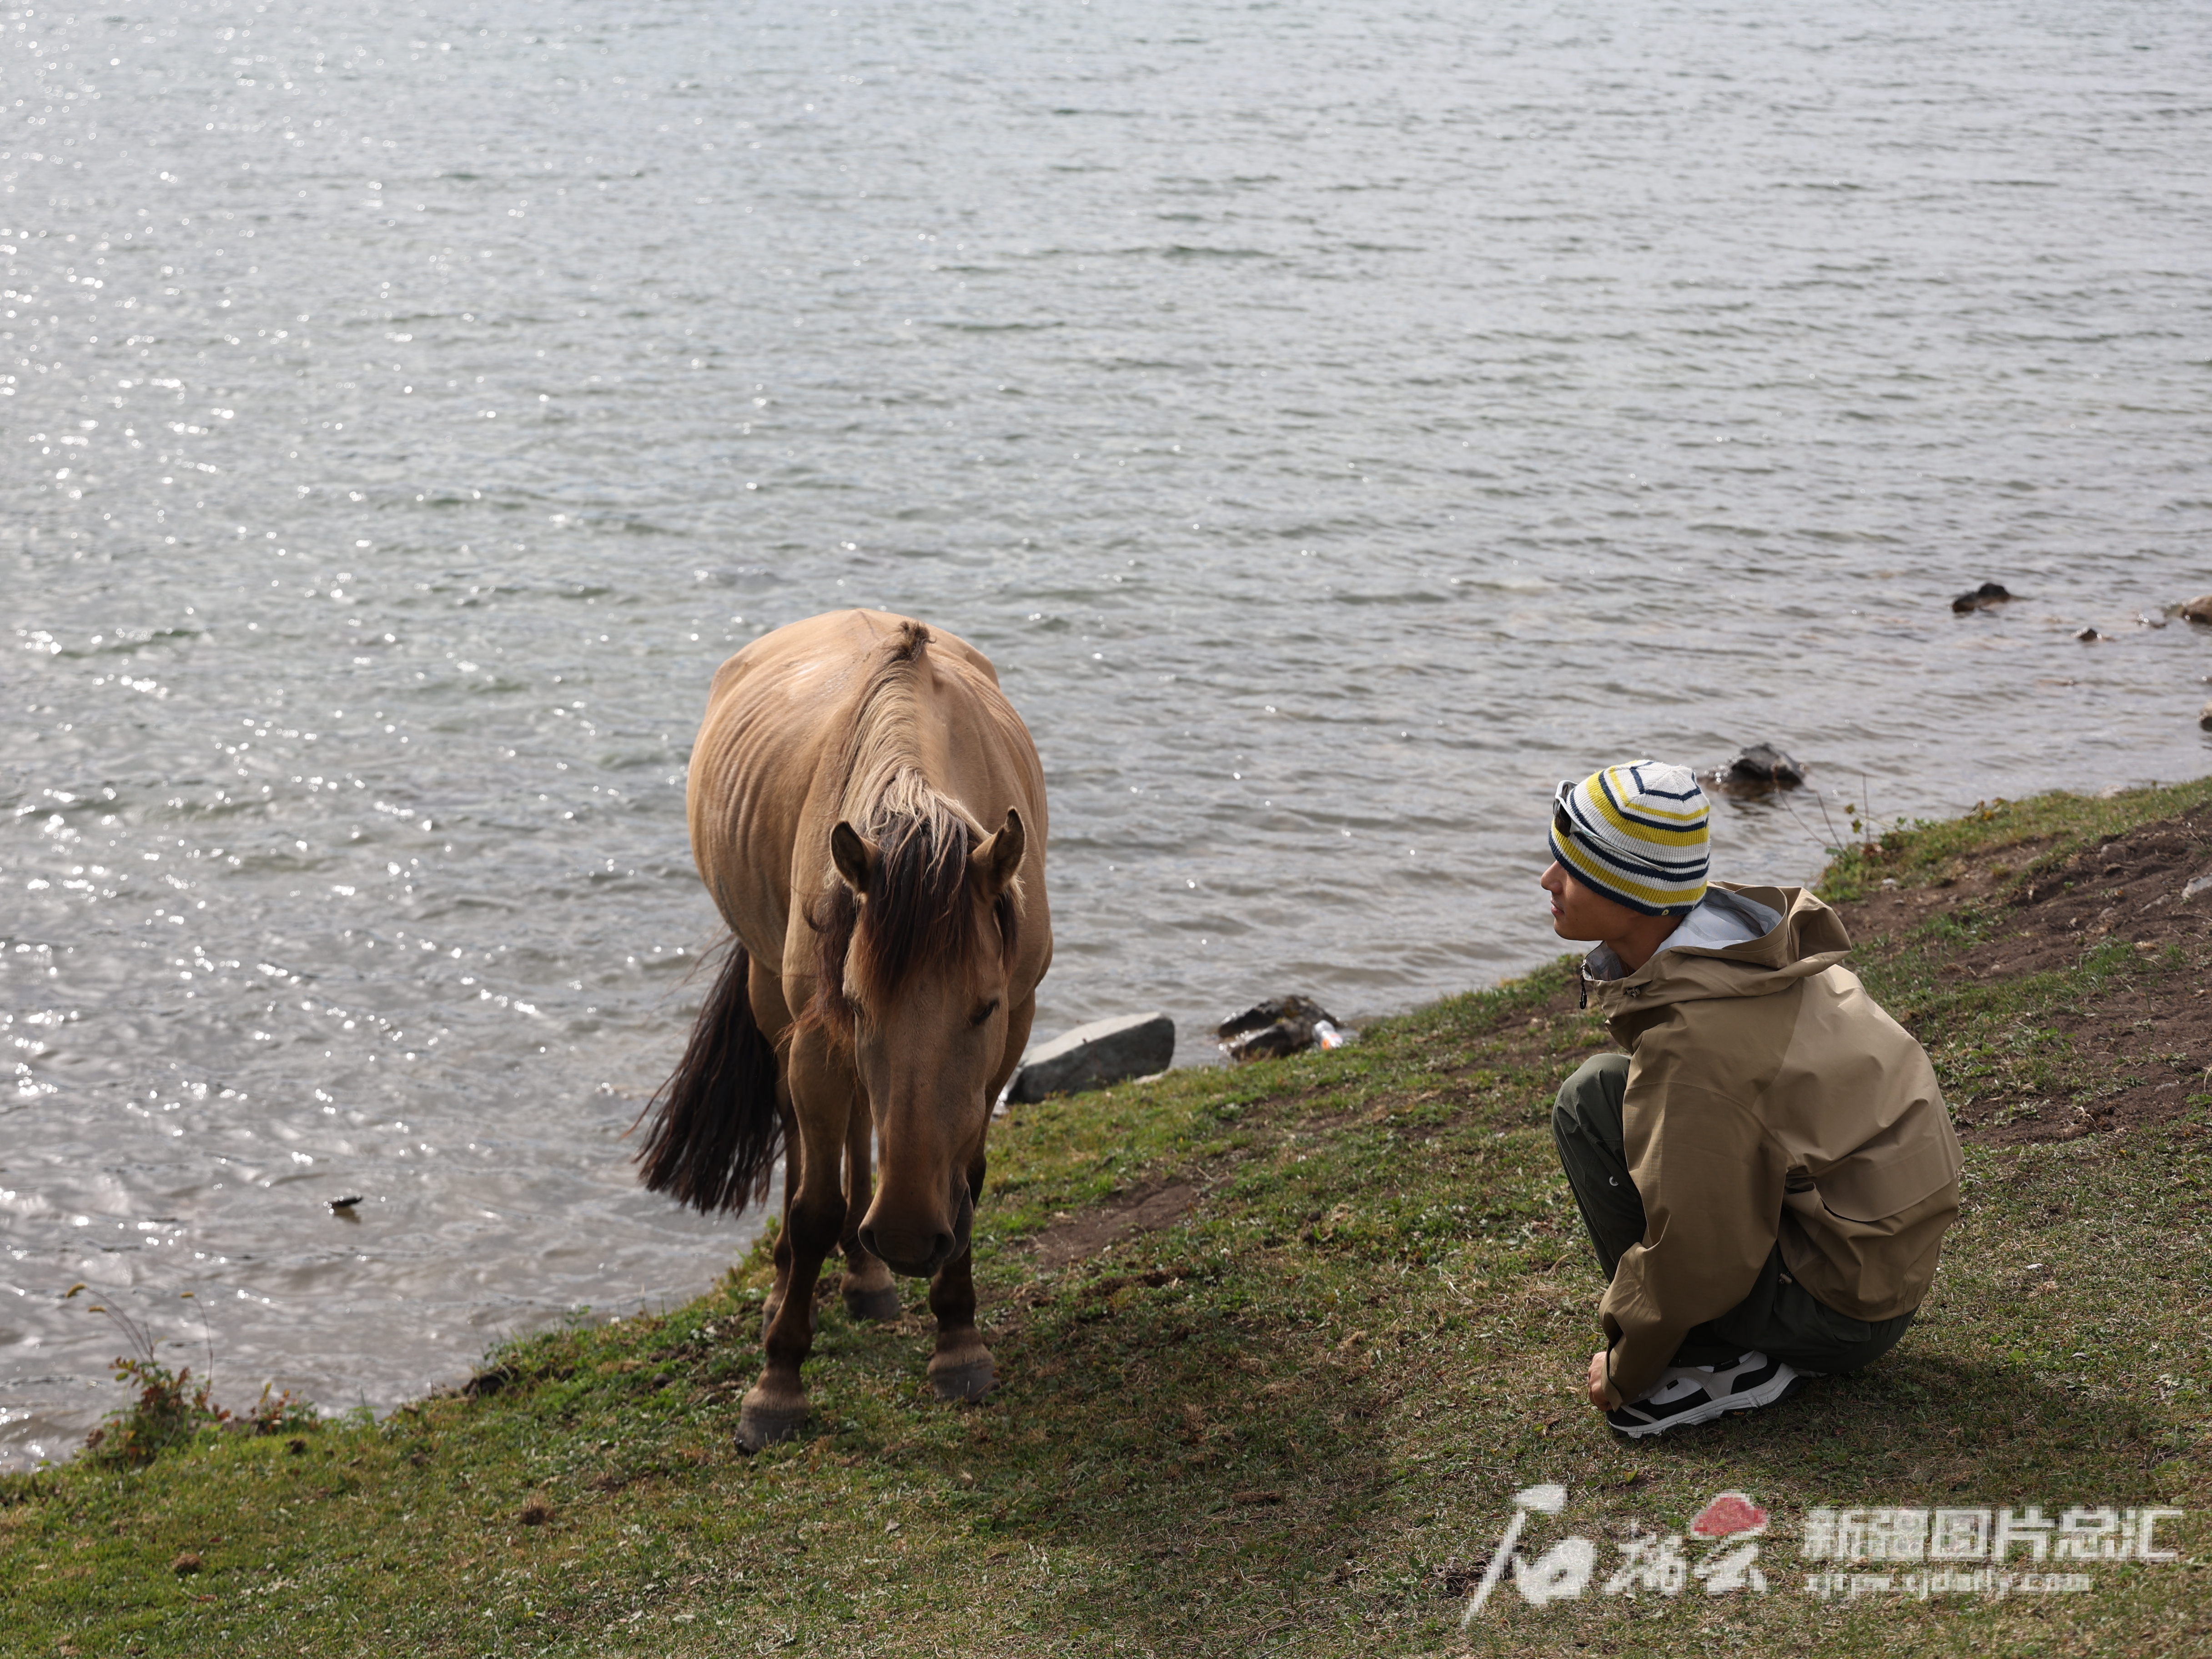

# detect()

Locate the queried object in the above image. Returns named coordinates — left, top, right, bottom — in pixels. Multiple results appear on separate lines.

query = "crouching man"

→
left=1542, top=761, right=1962, bottom=1437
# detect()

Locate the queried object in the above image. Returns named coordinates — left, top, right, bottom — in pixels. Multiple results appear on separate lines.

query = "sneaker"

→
left=1605, top=1351, right=1805, bottom=1438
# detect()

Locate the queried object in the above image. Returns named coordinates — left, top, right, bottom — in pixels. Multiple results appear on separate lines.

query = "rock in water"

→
left=2075, top=627, right=2103, bottom=642
left=1951, top=582, right=2014, bottom=613
left=1215, top=995, right=1350, bottom=1063
left=2182, top=594, right=2212, bottom=624
left=1005, top=1012, right=1175, bottom=1104
left=2200, top=699, right=2212, bottom=732
left=1721, top=743, right=1805, bottom=788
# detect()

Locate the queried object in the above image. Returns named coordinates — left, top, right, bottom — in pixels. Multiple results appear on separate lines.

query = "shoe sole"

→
left=1606, top=1361, right=1805, bottom=1438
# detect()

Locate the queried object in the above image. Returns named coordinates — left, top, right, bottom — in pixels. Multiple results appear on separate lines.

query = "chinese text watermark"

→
left=1463, top=1485, right=2187, bottom=1620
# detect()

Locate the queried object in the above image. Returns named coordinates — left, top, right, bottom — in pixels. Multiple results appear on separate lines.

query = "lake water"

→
left=4, top=0, right=2209, bottom=1466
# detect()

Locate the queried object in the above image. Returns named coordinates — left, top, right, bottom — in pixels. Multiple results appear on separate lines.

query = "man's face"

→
left=1540, top=859, right=1641, bottom=943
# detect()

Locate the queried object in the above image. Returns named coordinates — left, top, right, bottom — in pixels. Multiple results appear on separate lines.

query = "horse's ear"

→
left=970, top=808, right=1026, bottom=900
left=830, top=821, right=878, bottom=897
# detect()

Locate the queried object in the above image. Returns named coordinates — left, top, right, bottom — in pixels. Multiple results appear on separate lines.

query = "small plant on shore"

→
left=65, top=1285, right=317, bottom=1464
left=85, top=1356, right=228, bottom=1465
left=236, top=1380, right=322, bottom=1438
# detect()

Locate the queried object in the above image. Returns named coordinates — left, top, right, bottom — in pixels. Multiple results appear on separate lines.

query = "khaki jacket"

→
left=1587, top=883, right=1962, bottom=1403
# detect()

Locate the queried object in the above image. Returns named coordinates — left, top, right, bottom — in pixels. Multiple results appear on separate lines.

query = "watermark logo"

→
left=1463, top=1485, right=2186, bottom=1620
left=1803, top=1504, right=2181, bottom=1563
left=1800, top=1503, right=2183, bottom=1603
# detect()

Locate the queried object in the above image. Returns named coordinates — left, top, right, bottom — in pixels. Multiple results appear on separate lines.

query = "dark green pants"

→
left=1551, top=1053, right=1913, bottom=1376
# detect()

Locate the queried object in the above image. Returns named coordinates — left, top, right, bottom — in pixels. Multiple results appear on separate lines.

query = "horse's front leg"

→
left=920, top=998, right=1028, bottom=1398
left=926, top=1149, right=994, bottom=1403
left=839, top=1104, right=902, bottom=1323
left=737, top=1028, right=850, bottom=1452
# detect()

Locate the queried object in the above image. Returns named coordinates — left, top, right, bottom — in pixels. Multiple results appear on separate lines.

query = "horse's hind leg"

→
left=738, top=1028, right=851, bottom=1453
left=760, top=1091, right=800, bottom=1344
left=749, top=960, right=802, bottom=1343
left=840, top=1107, right=901, bottom=1323
left=926, top=1150, right=995, bottom=1403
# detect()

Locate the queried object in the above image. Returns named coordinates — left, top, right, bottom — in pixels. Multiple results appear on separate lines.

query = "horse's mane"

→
left=799, top=622, right=1020, bottom=1043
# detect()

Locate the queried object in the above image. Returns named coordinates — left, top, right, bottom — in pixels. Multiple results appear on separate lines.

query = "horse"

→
left=635, top=609, right=1052, bottom=1451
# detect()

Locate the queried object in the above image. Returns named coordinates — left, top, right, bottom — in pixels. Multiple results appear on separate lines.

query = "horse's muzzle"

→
left=860, top=1178, right=973, bottom=1279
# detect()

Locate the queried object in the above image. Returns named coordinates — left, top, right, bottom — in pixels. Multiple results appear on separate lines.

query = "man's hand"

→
left=1586, top=1349, right=1620, bottom=1411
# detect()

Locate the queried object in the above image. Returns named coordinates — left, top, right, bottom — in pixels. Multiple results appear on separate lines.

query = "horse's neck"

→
left=842, top=687, right=963, bottom=835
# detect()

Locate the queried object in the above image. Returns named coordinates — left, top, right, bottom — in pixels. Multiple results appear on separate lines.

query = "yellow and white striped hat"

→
left=1549, top=761, right=1710, bottom=916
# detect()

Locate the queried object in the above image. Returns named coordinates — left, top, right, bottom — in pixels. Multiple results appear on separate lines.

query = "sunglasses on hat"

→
left=1553, top=779, right=1579, bottom=843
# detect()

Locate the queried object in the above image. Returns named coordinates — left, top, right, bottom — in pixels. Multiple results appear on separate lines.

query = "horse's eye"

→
left=970, top=998, right=999, bottom=1028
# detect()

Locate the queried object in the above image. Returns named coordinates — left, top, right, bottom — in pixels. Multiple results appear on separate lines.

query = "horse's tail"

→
left=634, top=940, right=783, bottom=1215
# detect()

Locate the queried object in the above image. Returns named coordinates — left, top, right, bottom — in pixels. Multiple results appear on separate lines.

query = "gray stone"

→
left=1951, top=581, right=2013, bottom=613
left=1722, top=743, right=1805, bottom=788
left=2182, top=873, right=2212, bottom=902
left=1214, top=995, right=1353, bottom=1063
left=2180, top=593, right=2212, bottom=625
left=2200, top=699, right=2212, bottom=732
left=1005, top=1012, right=1175, bottom=1104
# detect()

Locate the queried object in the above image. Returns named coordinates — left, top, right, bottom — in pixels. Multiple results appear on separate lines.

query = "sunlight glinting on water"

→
left=2, top=0, right=2208, bottom=1464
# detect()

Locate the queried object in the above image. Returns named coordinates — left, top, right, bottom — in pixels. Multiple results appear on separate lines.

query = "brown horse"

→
left=636, top=609, right=1051, bottom=1451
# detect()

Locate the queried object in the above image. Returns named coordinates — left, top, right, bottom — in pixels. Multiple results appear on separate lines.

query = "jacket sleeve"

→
left=1599, top=1052, right=1787, bottom=1404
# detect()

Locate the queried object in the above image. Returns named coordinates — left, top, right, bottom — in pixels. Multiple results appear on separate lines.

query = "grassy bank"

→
left=5, top=780, right=2211, bottom=1657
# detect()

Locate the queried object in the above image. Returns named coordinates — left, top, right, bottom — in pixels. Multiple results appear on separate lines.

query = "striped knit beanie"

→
left=1549, top=761, right=1710, bottom=916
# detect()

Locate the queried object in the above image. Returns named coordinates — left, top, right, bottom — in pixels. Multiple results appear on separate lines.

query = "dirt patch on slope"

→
left=1966, top=808, right=2212, bottom=973
left=1832, top=802, right=2212, bottom=1145
left=1030, top=1182, right=1199, bottom=1270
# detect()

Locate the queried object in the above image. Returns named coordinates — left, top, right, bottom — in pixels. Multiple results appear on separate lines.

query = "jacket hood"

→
left=1585, top=882, right=1851, bottom=1015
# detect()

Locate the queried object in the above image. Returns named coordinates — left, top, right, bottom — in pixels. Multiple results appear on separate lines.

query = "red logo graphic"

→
left=1690, top=1491, right=1770, bottom=1538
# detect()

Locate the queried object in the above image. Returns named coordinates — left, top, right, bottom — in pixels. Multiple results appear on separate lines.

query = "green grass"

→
left=5, top=782, right=2210, bottom=1657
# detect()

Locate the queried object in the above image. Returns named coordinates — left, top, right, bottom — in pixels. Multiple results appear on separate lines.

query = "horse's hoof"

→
left=928, top=1353, right=995, bottom=1403
left=734, top=1398, right=807, bottom=1454
left=844, top=1284, right=903, bottom=1323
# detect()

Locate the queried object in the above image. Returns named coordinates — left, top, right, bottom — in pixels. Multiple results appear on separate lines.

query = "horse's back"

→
left=705, top=609, right=1001, bottom=704
left=686, top=610, right=1041, bottom=972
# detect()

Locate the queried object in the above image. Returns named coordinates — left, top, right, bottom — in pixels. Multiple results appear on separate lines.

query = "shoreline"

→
left=5, top=777, right=2209, bottom=1654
